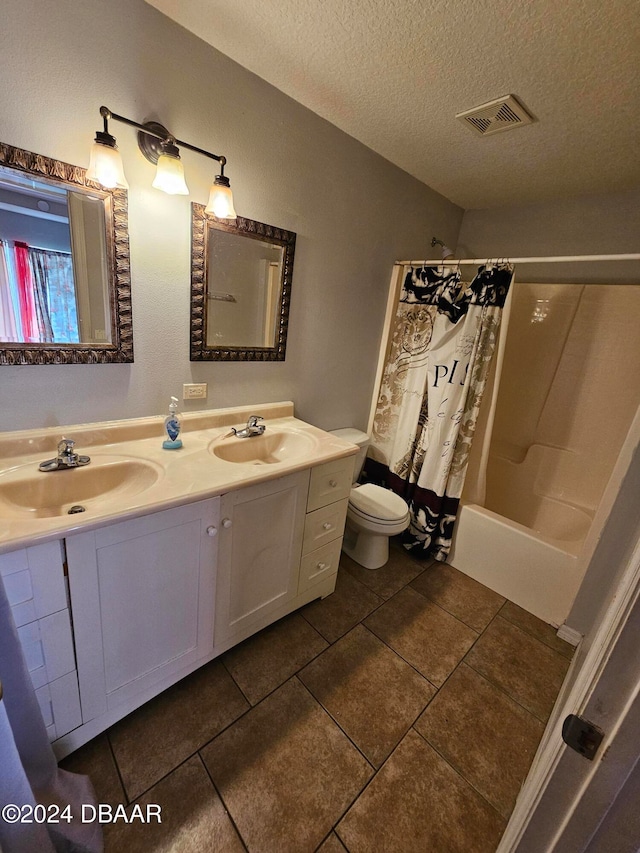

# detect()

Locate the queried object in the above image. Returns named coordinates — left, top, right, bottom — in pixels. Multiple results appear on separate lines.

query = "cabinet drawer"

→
left=299, top=539, right=342, bottom=593
left=303, top=499, right=348, bottom=555
left=36, top=670, right=82, bottom=742
left=307, top=457, right=355, bottom=512
left=0, top=541, right=67, bottom=627
left=17, top=609, right=76, bottom=690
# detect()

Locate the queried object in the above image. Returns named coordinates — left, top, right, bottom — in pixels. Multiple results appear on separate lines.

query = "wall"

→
left=457, top=188, right=640, bottom=284
left=0, top=0, right=462, bottom=433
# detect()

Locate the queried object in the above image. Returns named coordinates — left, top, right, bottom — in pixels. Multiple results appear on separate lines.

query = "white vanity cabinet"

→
left=0, top=541, right=82, bottom=742
left=299, top=458, right=353, bottom=592
left=214, top=469, right=310, bottom=646
left=0, top=419, right=357, bottom=759
left=214, top=457, right=354, bottom=648
left=65, top=498, right=219, bottom=724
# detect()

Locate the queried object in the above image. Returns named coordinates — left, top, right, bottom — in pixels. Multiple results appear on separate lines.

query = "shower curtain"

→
left=366, top=263, right=513, bottom=561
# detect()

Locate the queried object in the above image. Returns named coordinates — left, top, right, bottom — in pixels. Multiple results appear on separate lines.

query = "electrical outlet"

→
left=183, top=383, right=207, bottom=400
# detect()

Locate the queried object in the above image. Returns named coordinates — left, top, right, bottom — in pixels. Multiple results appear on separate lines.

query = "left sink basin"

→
left=0, top=456, right=162, bottom=519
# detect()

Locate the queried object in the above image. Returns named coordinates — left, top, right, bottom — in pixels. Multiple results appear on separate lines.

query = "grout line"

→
left=498, top=601, right=574, bottom=658
left=295, top=676, right=376, bottom=773
left=461, top=658, right=551, bottom=725
left=79, top=549, right=563, bottom=849
left=411, top=725, right=510, bottom=823
left=197, top=753, right=249, bottom=853
left=219, top=654, right=253, bottom=706
left=105, top=730, right=132, bottom=806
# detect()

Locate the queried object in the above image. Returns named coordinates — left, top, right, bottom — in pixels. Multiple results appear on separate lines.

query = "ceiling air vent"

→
left=456, top=95, right=534, bottom=137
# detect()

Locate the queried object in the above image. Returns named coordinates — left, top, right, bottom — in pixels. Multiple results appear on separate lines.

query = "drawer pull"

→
left=322, top=522, right=332, bottom=530
left=206, top=526, right=217, bottom=537
left=317, top=562, right=328, bottom=571
left=329, top=479, right=338, bottom=488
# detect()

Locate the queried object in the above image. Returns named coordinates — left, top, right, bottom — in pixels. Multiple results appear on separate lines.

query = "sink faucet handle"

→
left=58, top=437, right=76, bottom=456
left=247, top=415, right=264, bottom=428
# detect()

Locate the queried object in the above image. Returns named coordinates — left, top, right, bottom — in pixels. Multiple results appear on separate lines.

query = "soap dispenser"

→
left=162, top=396, right=183, bottom=450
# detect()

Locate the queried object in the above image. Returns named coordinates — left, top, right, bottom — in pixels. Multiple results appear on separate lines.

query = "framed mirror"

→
left=0, top=141, right=132, bottom=364
left=190, top=204, right=295, bottom=361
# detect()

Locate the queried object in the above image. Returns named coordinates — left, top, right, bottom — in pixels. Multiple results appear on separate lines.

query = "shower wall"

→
left=488, top=283, right=640, bottom=516
left=450, top=282, right=640, bottom=626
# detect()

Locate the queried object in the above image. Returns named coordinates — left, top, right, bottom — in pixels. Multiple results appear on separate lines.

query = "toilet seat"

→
left=349, top=483, right=409, bottom=524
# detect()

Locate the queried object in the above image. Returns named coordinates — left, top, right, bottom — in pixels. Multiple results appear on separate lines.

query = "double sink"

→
left=0, top=415, right=327, bottom=522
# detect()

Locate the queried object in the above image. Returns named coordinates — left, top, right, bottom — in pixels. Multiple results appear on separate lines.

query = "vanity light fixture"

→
left=86, top=106, right=236, bottom=218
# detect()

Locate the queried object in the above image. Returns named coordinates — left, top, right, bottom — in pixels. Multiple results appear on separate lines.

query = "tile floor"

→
left=61, top=541, right=574, bottom=852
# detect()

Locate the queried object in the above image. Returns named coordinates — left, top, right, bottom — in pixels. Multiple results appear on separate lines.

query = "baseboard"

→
left=557, top=624, right=582, bottom=646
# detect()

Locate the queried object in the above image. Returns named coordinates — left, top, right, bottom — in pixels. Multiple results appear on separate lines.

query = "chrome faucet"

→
left=231, top=415, right=266, bottom=439
left=38, top=438, right=91, bottom=472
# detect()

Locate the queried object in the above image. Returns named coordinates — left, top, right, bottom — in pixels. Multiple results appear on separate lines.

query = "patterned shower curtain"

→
left=366, top=263, right=513, bottom=561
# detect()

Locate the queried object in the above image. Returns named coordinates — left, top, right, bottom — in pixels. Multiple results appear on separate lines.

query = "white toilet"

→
left=330, top=428, right=410, bottom=570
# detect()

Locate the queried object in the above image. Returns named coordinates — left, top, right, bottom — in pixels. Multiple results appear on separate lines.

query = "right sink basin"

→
left=210, top=429, right=319, bottom=465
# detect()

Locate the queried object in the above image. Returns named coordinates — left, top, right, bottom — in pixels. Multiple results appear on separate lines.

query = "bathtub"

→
left=448, top=449, right=594, bottom=627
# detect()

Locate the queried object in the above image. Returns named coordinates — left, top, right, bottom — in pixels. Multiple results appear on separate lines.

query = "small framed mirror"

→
left=0, top=141, right=132, bottom=364
left=190, top=205, right=295, bottom=361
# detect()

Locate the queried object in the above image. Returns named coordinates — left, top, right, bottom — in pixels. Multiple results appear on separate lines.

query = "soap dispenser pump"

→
left=162, top=396, right=183, bottom=450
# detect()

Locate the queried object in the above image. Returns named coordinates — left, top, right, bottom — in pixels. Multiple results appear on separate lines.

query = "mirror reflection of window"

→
left=0, top=169, right=110, bottom=345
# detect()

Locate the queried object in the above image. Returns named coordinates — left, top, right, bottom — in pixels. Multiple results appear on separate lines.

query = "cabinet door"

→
left=215, top=470, right=309, bottom=645
left=66, top=498, right=219, bottom=722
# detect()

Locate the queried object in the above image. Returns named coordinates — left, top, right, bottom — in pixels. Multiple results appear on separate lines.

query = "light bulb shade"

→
left=204, top=179, right=237, bottom=219
left=86, top=140, right=128, bottom=189
left=152, top=153, right=189, bottom=195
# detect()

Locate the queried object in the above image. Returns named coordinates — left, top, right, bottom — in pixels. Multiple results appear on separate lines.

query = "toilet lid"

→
left=350, top=483, right=408, bottom=522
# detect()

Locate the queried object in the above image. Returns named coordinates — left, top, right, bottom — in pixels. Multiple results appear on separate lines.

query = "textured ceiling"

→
left=145, top=0, right=639, bottom=209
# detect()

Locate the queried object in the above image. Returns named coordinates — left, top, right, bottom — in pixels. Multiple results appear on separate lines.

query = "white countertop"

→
left=0, top=402, right=358, bottom=553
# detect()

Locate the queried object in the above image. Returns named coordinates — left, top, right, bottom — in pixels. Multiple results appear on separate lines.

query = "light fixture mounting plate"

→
left=137, top=121, right=171, bottom=164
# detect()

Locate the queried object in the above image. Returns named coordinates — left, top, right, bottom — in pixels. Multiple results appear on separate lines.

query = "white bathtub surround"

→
left=449, top=283, right=640, bottom=629
left=366, top=263, right=513, bottom=562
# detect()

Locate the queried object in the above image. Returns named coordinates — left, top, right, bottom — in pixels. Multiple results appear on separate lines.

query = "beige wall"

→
left=490, top=283, right=640, bottom=512
left=0, top=0, right=462, bottom=433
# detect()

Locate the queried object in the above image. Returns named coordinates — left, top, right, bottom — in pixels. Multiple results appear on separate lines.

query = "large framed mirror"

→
left=0, top=141, right=132, bottom=364
left=190, top=204, right=296, bottom=361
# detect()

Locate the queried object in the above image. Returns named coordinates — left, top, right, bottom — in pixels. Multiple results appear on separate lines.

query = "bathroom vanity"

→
left=0, top=402, right=356, bottom=757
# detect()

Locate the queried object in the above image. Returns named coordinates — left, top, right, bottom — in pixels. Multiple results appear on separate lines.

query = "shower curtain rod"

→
left=395, top=253, right=640, bottom=266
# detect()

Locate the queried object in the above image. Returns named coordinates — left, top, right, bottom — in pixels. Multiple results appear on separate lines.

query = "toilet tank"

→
left=330, top=428, right=370, bottom=484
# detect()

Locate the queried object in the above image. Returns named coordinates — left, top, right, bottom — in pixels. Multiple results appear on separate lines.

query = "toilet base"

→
left=342, top=529, right=391, bottom=570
